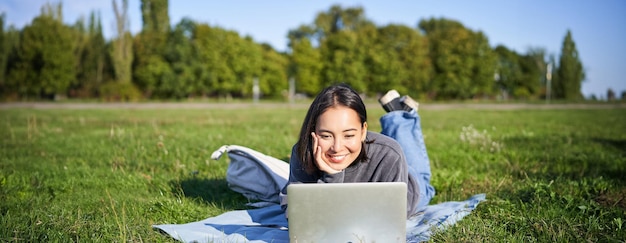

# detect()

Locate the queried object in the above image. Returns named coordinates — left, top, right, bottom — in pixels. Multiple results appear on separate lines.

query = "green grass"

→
left=1, top=105, right=625, bottom=242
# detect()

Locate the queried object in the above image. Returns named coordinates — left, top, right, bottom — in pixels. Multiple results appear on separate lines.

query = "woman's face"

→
left=314, top=105, right=368, bottom=171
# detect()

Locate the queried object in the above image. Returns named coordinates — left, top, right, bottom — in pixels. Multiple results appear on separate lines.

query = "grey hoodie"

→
left=280, top=131, right=420, bottom=217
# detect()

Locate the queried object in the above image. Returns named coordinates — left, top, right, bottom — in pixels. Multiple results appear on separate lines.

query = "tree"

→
left=517, top=48, right=546, bottom=99
left=141, top=0, right=169, bottom=33
left=0, top=14, right=20, bottom=99
left=111, top=0, right=133, bottom=83
left=193, top=24, right=233, bottom=97
left=101, top=0, right=140, bottom=101
left=0, top=14, right=8, bottom=89
left=7, top=3, right=76, bottom=99
left=287, top=5, right=373, bottom=93
left=553, top=30, right=585, bottom=100
left=607, top=88, right=615, bottom=101
left=288, top=5, right=435, bottom=97
left=192, top=24, right=263, bottom=98
left=320, top=30, right=367, bottom=91
left=373, top=24, right=431, bottom=98
left=228, top=36, right=263, bottom=97
left=419, top=18, right=497, bottom=100
left=163, top=18, right=197, bottom=98
left=71, top=11, right=108, bottom=98
left=470, top=31, right=498, bottom=98
left=494, top=46, right=546, bottom=100
left=313, top=5, right=367, bottom=39
left=288, top=25, right=322, bottom=96
left=315, top=5, right=369, bottom=91
left=1, top=23, right=20, bottom=100
left=258, top=43, right=289, bottom=98
left=359, top=22, right=403, bottom=95
left=290, top=35, right=322, bottom=96
left=494, top=45, right=523, bottom=99
left=133, top=31, right=172, bottom=98
left=133, top=0, right=171, bottom=98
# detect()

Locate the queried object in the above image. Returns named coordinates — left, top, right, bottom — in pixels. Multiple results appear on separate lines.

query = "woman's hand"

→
left=311, top=132, right=342, bottom=174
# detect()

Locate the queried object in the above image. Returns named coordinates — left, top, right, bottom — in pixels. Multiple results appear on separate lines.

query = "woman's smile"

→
left=326, top=153, right=348, bottom=163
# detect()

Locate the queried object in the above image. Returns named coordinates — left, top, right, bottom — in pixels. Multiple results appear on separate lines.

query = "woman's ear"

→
left=361, top=122, right=368, bottom=140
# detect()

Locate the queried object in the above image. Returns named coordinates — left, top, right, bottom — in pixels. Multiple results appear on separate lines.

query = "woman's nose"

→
left=332, top=138, right=342, bottom=151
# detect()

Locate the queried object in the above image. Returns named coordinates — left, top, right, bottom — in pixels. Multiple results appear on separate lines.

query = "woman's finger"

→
left=310, top=132, right=317, bottom=154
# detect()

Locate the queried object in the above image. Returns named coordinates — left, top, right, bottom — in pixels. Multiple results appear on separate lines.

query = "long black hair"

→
left=296, top=84, right=369, bottom=174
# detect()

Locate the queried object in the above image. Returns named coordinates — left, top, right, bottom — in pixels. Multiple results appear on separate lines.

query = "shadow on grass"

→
left=168, top=156, right=291, bottom=212
left=503, top=135, right=626, bottom=186
left=170, top=177, right=248, bottom=211
left=592, top=138, right=626, bottom=155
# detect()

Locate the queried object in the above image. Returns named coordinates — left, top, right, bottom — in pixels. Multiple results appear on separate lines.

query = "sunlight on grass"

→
left=0, top=106, right=624, bottom=242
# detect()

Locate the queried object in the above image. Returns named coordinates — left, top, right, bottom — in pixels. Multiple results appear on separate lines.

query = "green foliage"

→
left=289, top=36, right=322, bottom=96
left=495, top=46, right=546, bottom=100
left=191, top=24, right=265, bottom=98
left=258, top=44, right=289, bottom=98
left=133, top=0, right=171, bottom=98
left=419, top=18, right=497, bottom=100
left=292, top=5, right=433, bottom=96
left=374, top=24, right=432, bottom=98
left=554, top=30, right=585, bottom=100
left=1, top=2, right=598, bottom=101
left=162, top=18, right=197, bottom=99
left=320, top=30, right=367, bottom=90
left=231, top=37, right=264, bottom=97
left=361, top=23, right=403, bottom=95
left=141, top=0, right=170, bottom=33
left=99, top=81, right=142, bottom=101
left=0, top=106, right=624, bottom=241
left=0, top=13, right=9, bottom=88
left=111, top=0, right=134, bottom=84
left=313, top=5, right=368, bottom=36
left=133, top=50, right=173, bottom=98
left=71, top=12, right=110, bottom=98
left=0, top=15, right=24, bottom=101
left=495, top=45, right=523, bottom=97
left=110, top=32, right=134, bottom=84
left=6, top=4, right=77, bottom=100
left=193, top=24, right=234, bottom=96
left=518, top=48, right=546, bottom=99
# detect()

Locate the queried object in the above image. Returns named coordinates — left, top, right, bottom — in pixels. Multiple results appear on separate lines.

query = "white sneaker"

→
left=401, top=95, right=419, bottom=112
left=378, top=90, right=403, bottom=112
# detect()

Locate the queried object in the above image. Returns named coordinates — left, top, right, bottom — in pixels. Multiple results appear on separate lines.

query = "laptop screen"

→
left=287, top=182, right=407, bottom=242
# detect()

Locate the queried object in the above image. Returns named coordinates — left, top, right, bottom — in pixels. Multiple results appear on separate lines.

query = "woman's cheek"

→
left=316, top=140, right=331, bottom=153
left=346, top=139, right=361, bottom=149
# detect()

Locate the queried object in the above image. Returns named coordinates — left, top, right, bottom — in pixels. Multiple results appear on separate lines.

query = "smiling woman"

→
left=279, top=84, right=436, bottom=218
left=313, top=106, right=368, bottom=172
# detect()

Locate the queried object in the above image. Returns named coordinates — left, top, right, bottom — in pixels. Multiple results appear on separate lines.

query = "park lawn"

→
left=1, top=105, right=624, bottom=242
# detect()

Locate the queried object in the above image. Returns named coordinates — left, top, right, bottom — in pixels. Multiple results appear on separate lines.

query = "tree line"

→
left=0, top=0, right=587, bottom=101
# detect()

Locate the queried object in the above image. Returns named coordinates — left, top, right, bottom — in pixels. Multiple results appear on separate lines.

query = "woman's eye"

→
left=320, top=135, right=332, bottom=139
left=345, top=134, right=355, bottom=139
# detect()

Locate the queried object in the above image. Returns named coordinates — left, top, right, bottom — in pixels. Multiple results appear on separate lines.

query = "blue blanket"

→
left=153, top=193, right=485, bottom=242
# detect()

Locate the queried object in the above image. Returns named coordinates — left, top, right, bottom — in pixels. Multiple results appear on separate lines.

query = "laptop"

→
left=287, top=182, right=407, bottom=243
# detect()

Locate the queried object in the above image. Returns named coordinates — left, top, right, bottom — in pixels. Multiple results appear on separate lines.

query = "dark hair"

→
left=296, top=84, right=369, bottom=174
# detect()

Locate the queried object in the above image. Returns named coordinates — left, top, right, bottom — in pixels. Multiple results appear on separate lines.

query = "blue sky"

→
left=2, top=0, right=625, bottom=99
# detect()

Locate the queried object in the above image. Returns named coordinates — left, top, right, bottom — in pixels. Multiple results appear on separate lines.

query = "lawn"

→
left=1, top=104, right=624, bottom=242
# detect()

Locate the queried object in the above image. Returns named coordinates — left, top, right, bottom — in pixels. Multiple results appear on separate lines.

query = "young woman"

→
left=279, top=84, right=435, bottom=217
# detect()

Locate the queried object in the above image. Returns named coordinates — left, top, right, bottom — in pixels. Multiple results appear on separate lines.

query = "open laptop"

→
left=287, top=182, right=407, bottom=243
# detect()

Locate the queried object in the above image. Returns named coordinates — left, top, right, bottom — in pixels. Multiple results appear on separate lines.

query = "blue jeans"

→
left=380, top=110, right=435, bottom=209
